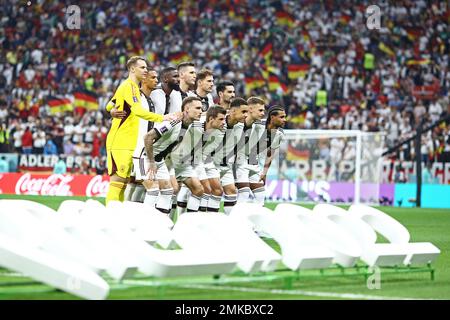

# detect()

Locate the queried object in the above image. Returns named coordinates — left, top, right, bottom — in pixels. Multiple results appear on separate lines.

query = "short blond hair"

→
left=247, top=96, right=265, bottom=105
left=197, top=68, right=214, bottom=81
left=126, top=56, right=146, bottom=70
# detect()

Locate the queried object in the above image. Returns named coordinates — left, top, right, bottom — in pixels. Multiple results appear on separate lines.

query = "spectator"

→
left=394, top=164, right=407, bottom=183
left=0, top=104, right=7, bottom=122
left=95, top=158, right=107, bottom=175
left=91, top=132, right=101, bottom=158
left=422, top=162, right=436, bottom=184
left=53, top=157, right=67, bottom=175
left=0, top=122, right=10, bottom=152
left=21, top=127, right=33, bottom=154
left=0, top=155, right=9, bottom=172
left=413, top=100, right=427, bottom=125
left=63, top=139, right=75, bottom=155
left=43, top=135, right=58, bottom=155
left=429, top=99, right=443, bottom=123
left=32, top=128, right=46, bottom=154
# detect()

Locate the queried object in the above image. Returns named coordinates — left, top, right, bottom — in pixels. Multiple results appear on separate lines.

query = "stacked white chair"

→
left=172, top=211, right=281, bottom=273
left=0, top=200, right=109, bottom=300
left=0, top=199, right=441, bottom=300
left=348, top=204, right=440, bottom=266
left=229, top=203, right=335, bottom=270
left=274, top=203, right=362, bottom=267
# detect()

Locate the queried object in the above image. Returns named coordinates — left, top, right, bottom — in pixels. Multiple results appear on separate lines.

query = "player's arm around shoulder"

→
left=121, top=81, right=166, bottom=123
left=131, top=101, right=182, bottom=123
left=106, top=99, right=127, bottom=119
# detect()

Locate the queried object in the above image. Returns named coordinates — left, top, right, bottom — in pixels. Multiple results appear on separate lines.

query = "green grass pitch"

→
left=0, top=194, right=449, bottom=300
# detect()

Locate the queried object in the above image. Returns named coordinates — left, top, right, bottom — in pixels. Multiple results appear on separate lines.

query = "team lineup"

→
left=105, top=56, right=286, bottom=220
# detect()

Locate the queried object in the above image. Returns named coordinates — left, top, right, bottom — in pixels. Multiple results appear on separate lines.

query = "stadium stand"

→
left=0, top=0, right=448, bottom=178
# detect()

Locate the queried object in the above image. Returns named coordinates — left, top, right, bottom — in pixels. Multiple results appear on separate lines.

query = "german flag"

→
left=147, top=52, right=157, bottom=63
left=287, top=64, right=309, bottom=80
left=406, top=58, right=430, bottom=66
left=286, top=144, right=310, bottom=161
left=275, top=11, right=295, bottom=28
left=261, top=65, right=279, bottom=80
left=259, top=41, right=273, bottom=61
left=73, top=90, right=99, bottom=110
left=289, top=112, right=306, bottom=125
left=405, top=28, right=421, bottom=41
left=168, top=51, right=190, bottom=65
left=228, top=7, right=236, bottom=18
left=232, top=38, right=240, bottom=48
left=244, top=76, right=265, bottom=93
left=47, top=96, right=72, bottom=114
left=339, top=14, right=351, bottom=25
left=268, top=75, right=288, bottom=93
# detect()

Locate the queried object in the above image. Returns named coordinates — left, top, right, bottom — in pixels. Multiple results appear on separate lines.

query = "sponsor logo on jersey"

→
left=159, top=125, right=169, bottom=134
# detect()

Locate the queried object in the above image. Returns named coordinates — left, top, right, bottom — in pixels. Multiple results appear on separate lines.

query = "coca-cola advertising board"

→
left=0, top=173, right=110, bottom=197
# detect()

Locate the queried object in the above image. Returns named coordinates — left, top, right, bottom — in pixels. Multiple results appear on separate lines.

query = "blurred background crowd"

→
left=0, top=0, right=449, bottom=176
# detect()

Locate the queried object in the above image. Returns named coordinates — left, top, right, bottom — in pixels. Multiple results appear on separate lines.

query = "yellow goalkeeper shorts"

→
left=107, top=149, right=134, bottom=179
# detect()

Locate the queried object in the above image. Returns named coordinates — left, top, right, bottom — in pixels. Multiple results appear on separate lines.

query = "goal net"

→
left=265, top=130, right=385, bottom=205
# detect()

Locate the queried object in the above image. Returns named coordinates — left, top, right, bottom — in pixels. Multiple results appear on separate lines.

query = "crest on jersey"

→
left=133, top=96, right=138, bottom=103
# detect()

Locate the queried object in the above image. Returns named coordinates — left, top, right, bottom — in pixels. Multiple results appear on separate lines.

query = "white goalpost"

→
left=266, top=130, right=385, bottom=205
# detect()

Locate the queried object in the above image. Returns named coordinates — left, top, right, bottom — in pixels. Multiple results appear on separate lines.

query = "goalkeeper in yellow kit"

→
left=105, top=56, right=181, bottom=204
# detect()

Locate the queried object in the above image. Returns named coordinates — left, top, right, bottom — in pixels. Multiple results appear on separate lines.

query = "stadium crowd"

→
left=0, top=0, right=449, bottom=168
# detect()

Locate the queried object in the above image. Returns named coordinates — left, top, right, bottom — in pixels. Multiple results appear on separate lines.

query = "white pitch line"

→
left=179, top=284, right=433, bottom=300
left=0, top=272, right=29, bottom=278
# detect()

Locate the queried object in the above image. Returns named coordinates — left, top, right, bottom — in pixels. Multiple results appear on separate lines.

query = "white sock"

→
left=144, top=188, right=159, bottom=207
left=237, top=187, right=251, bottom=203
left=156, top=188, right=173, bottom=214
left=223, top=194, right=237, bottom=215
left=177, top=185, right=190, bottom=215
left=187, top=194, right=201, bottom=212
left=131, top=184, right=146, bottom=203
left=199, top=194, right=210, bottom=212
left=252, top=186, right=265, bottom=206
left=207, top=195, right=221, bottom=212
left=124, top=183, right=137, bottom=201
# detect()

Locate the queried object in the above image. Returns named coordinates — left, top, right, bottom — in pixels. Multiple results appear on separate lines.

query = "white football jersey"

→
left=212, top=115, right=244, bottom=167
left=187, top=91, right=215, bottom=112
left=170, top=120, right=204, bottom=167
left=150, top=87, right=182, bottom=115
left=257, top=127, right=284, bottom=162
left=152, top=120, right=183, bottom=162
left=202, top=127, right=226, bottom=164
left=235, top=119, right=267, bottom=166
left=132, top=91, right=156, bottom=158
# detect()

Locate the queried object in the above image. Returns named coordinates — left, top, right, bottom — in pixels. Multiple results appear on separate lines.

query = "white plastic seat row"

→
left=230, top=204, right=334, bottom=270
left=0, top=200, right=108, bottom=300
left=0, top=199, right=440, bottom=300
left=172, top=212, right=282, bottom=273
left=231, top=202, right=440, bottom=268
left=274, top=203, right=362, bottom=267
left=0, top=200, right=239, bottom=299
left=314, top=204, right=409, bottom=266
left=348, top=204, right=440, bottom=266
